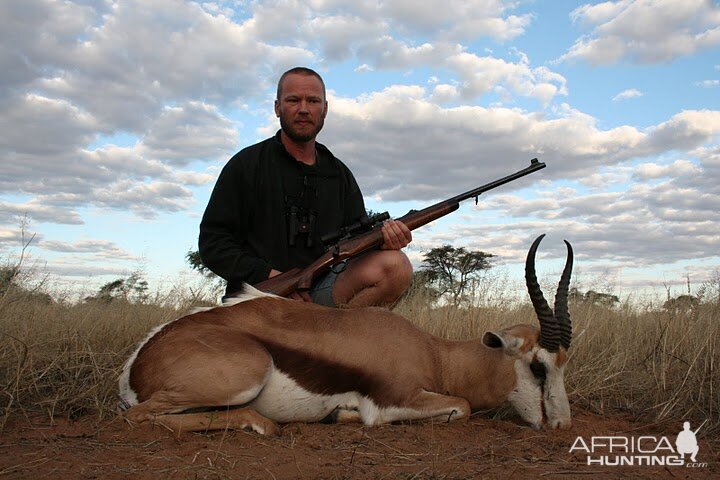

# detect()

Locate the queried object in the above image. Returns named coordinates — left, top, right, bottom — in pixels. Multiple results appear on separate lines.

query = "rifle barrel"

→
left=447, top=158, right=545, bottom=205
left=397, top=159, right=545, bottom=231
left=693, top=419, right=708, bottom=434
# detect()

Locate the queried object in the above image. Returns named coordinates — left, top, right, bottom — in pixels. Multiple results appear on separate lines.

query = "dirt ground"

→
left=1, top=409, right=717, bottom=479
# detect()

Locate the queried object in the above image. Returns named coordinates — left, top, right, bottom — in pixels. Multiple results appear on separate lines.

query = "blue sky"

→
left=1, top=0, right=719, bottom=301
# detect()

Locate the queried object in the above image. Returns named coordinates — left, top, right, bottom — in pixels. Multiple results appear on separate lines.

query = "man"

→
left=199, top=67, right=413, bottom=308
left=676, top=421, right=700, bottom=463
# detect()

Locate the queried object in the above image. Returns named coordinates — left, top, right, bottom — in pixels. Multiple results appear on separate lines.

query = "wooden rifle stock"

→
left=254, top=159, right=546, bottom=297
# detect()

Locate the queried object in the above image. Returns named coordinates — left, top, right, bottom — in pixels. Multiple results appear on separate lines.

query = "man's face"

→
left=275, top=73, right=328, bottom=143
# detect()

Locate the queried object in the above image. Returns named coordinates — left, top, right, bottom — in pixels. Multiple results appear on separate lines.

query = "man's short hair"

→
left=276, top=67, right=326, bottom=101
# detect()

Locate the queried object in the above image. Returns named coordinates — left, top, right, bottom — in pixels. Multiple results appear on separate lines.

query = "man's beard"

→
left=280, top=115, right=325, bottom=143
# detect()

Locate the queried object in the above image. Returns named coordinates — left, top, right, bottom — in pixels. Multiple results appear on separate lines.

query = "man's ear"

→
left=274, top=99, right=280, bottom=118
left=482, top=331, right=524, bottom=357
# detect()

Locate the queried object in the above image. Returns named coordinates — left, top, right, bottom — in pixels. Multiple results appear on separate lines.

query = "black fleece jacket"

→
left=199, top=132, right=366, bottom=294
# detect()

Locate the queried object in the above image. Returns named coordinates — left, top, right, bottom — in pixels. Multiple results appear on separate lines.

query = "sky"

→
left=1, top=0, right=719, bottom=301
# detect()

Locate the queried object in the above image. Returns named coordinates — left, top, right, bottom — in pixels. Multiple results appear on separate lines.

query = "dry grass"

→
left=0, top=296, right=168, bottom=429
left=566, top=300, right=718, bottom=430
left=1, top=276, right=718, bottom=438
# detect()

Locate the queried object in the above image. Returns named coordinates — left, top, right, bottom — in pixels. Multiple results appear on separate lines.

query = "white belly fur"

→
left=249, top=367, right=426, bottom=425
left=250, top=367, right=362, bottom=423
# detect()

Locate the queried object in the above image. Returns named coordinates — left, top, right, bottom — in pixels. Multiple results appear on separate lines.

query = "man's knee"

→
left=382, top=250, right=413, bottom=285
left=335, top=250, right=413, bottom=297
left=364, top=250, right=412, bottom=285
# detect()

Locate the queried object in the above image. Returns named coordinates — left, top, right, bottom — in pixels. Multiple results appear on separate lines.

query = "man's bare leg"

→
left=332, top=250, right=413, bottom=308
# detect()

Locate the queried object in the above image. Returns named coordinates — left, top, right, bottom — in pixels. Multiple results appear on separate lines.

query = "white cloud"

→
left=430, top=84, right=460, bottom=104
left=560, top=0, right=720, bottom=64
left=577, top=170, right=631, bottom=189
left=237, top=0, right=534, bottom=86
left=7, top=0, right=313, bottom=132
left=0, top=0, right=291, bottom=229
left=694, top=145, right=720, bottom=168
left=92, top=181, right=195, bottom=219
left=355, top=64, right=374, bottom=73
left=430, top=170, right=720, bottom=269
left=307, top=14, right=387, bottom=61
left=378, top=0, right=532, bottom=41
left=646, top=110, right=720, bottom=151
left=321, top=87, right=720, bottom=200
left=251, top=0, right=532, bottom=44
left=0, top=228, right=19, bottom=243
left=633, top=159, right=702, bottom=180
left=0, top=94, right=97, bottom=157
left=83, top=146, right=169, bottom=181
left=39, top=239, right=137, bottom=261
left=612, top=88, right=643, bottom=102
left=351, top=40, right=569, bottom=104
left=0, top=200, right=84, bottom=226
left=140, top=102, right=238, bottom=166
left=171, top=171, right=217, bottom=187
left=242, top=0, right=547, bottom=104
left=0, top=0, right=99, bottom=91
left=357, top=37, right=461, bottom=69
left=569, top=1, right=628, bottom=26
left=446, top=51, right=568, bottom=102
left=0, top=125, right=215, bottom=223
left=42, top=258, right=137, bottom=279
left=696, top=79, right=720, bottom=88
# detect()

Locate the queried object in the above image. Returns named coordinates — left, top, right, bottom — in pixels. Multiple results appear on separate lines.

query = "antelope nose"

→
left=551, top=418, right=572, bottom=429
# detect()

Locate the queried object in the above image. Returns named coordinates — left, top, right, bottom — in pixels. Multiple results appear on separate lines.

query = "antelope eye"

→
left=530, top=359, right=547, bottom=382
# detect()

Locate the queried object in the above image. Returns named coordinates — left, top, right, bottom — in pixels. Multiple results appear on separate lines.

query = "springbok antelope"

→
left=119, top=234, right=573, bottom=434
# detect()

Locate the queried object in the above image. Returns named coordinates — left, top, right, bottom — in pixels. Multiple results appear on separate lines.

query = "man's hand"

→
left=269, top=268, right=313, bottom=302
left=379, top=220, right=412, bottom=250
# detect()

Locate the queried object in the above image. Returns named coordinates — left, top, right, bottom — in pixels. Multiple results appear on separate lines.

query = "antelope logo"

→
left=119, top=234, right=573, bottom=434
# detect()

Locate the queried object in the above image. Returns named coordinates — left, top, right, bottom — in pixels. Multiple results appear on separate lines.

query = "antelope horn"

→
left=525, top=234, right=560, bottom=352
left=554, top=240, right=573, bottom=350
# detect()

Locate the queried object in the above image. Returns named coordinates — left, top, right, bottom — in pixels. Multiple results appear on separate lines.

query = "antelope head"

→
left=481, top=234, right=574, bottom=429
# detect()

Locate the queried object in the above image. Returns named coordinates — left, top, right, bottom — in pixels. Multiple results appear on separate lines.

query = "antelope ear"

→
left=482, top=331, right=524, bottom=357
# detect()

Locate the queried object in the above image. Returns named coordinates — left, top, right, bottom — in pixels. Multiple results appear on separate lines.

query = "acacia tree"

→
left=418, top=244, right=493, bottom=306
left=85, top=271, right=149, bottom=304
left=697, top=268, right=720, bottom=305
left=569, top=288, right=619, bottom=307
left=186, top=249, right=226, bottom=298
left=185, top=249, right=217, bottom=279
left=663, top=294, right=699, bottom=313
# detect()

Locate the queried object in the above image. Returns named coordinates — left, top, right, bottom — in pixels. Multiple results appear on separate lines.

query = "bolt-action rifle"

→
left=253, top=159, right=546, bottom=297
